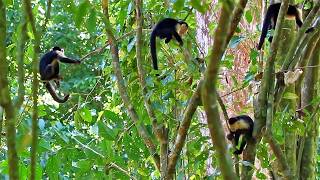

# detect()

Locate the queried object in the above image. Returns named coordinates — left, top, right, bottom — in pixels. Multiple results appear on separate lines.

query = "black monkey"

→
left=39, top=47, right=80, bottom=103
left=226, top=115, right=254, bottom=155
left=257, top=3, right=303, bottom=50
left=150, top=18, right=188, bottom=74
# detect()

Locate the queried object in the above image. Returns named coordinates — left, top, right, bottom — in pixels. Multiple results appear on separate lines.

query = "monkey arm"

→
left=226, top=133, right=235, bottom=140
left=59, top=56, right=81, bottom=64
left=173, top=31, right=183, bottom=46
left=234, top=133, right=240, bottom=147
left=236, top=138, right=247, bottom=155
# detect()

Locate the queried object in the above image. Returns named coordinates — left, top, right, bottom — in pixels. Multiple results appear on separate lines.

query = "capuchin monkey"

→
left=257, top=3, right=303, bottom=50
left=226, top=115, right=254, bottom=155
left=39, top=47, right=81, bottom=103
left=150, top=18, right=188, bottom=75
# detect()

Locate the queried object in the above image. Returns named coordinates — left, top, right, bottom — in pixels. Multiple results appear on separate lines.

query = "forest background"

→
left=0, top=0, right=319, bottom=179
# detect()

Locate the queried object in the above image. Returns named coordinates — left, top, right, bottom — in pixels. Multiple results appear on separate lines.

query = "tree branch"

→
left=167, top=80, right=202, bottom=178
left=202, top=1, right=237, bottom=179
left=24, top=0, right=41, bottom=179
left=101, top=0, right=160, bottom=170
left=274, top=2, right=320, bottom=106
left=14, top=11, right=28, bottom=109
left=0, top=1, right=19, bottom=179
left=252, top=1, right=292, bottom=179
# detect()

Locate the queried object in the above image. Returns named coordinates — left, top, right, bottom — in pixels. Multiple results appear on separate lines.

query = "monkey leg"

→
left=53, top=75, right=63, bottom=88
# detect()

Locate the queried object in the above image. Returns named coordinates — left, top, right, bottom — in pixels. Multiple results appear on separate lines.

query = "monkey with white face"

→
left=39, top=46, right=80, bottom=103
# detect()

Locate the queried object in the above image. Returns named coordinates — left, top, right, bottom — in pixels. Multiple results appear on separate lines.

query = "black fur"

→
left=257, top=3, right=303, bottom=50
left=227, top=115, right=254, bottom=155
left=39, top=47, right=80, bottom=103
left=150, top=18, right=188, bottom=74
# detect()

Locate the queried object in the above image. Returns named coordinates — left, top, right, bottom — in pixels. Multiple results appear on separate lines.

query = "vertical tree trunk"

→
left=0, top=1, right=19, bottom=179
left=299, top=36, right=320, bottom=180
left=277, top=0, right=297, bottom=175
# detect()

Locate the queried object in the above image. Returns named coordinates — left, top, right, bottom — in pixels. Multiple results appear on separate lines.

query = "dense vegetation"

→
left=0, top=0, right=319, bottom=179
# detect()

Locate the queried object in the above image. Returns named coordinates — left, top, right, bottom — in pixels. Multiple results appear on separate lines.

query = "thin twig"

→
left=80, top=29, right=152, bottom=62
left=221, top=84, right=248, bottom=97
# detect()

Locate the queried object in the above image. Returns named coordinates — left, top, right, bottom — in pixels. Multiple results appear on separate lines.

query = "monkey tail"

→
left=45, top=82, right=69, bottom=103
left=150, top=30, right=159, bottom=73
left=257, top=8, right=273, bottom=50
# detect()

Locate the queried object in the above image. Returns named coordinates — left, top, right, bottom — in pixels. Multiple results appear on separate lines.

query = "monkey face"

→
left=55, top=48, right=66, bottom=58
left=178, top=23, right=188, bottom=36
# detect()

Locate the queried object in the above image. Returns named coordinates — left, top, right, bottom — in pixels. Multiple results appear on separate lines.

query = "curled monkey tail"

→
left=45, top=82, right=69, bottom=103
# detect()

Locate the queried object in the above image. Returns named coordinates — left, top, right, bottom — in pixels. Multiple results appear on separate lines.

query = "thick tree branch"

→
left=101, top=0, right=160, bottom=170
left=226, top=0, right=248, bottom=44
left=14, top=13, right=28, bottom=109
left=24, top=0, right=40, bottom=179
left=134, top=0, right=164, bottom=145
left=167, top=80, right=202, bottom=179
left=202, top=1, right=237, bottom=179
left=253, top=1, right=293, bottom=179
left=134, top=0, right=169, bottom=176
left=295, top=31, right=320, bottom=100
left=0, top=1, right=19, bottom=179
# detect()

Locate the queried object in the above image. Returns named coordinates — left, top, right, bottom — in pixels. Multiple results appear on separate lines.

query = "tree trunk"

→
left=299, top=34, right=320, bottom=180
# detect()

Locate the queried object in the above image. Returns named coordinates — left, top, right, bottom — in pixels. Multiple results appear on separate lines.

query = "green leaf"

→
left=19, top=162, right=27, bottom=179
left=173, top=0, right=185, bottom=12
left=0, top=160, right=8, bottom=175
left=77, top=159, right=92, bottom=172
left=245, top=10, right=253, bottom=23
left=46, top=156, right=60, bottom=179
left=256, top=172, right=267, bottom=179
left=87, top=9, right=96, bottom=33
left=5, top=0, right=13, bottom=7
left=190, top=0, right=206, bottom=13
left=250, top=49, right=259, bottom=65
left=104, top=110, right=121, bottom=122
left=75, top=0, right=90, bottom=28
left=97, top=121, right=116, bottom=140
left=80, top=108, right=93, bottom=122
